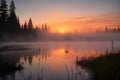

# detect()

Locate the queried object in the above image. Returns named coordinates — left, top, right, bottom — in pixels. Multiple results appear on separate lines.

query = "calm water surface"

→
left=0, top=41, right=120, bottom=80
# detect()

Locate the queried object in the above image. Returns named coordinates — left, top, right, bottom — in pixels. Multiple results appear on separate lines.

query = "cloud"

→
left=68, top=12, right=120, bottom=27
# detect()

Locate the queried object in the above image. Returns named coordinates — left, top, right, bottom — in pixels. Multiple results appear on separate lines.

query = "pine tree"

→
left=44, top=23, right=48, bottom=31
left=23, top=21, right=27, bottom=30
left=0, top=0, right=8, bottom=33
left=0, top=0, right=8, bottom=22
left=42, top=24, right=44, bottom=31
left=28, top=18, right=33, bottom=31
left=7, top=0, right=20, bottom=33
left=17, top=16, right=20, bottom=30
left=9, top=0, right=16, bottom=14
left=41, top=23, right=48, bottom=32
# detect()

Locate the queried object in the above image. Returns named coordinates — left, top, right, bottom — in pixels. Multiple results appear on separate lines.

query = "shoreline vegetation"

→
left=76, top=51, right=120, bottom=80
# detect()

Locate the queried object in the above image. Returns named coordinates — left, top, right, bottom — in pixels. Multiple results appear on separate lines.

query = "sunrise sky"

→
left=10, top=0, right=120, bottom=33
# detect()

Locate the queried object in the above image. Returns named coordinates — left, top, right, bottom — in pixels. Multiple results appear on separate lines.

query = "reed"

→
left=77, top=51, right=120, bottom=80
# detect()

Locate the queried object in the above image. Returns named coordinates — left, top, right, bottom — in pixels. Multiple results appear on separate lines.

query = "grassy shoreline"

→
left=76, top=51, right=120, bottom=80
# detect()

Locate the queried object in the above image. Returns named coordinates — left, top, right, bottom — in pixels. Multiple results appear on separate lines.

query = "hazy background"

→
left=7, top=0, right=120, bottom=33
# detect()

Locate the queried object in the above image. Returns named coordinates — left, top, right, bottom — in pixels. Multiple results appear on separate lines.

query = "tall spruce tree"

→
left=7, top=0, right=20, bottom=33
left=23, top=21, right=27, bottom=31
left=0, top=0, right=8, bottom=33
left=28, top=18, right=33, bottom=31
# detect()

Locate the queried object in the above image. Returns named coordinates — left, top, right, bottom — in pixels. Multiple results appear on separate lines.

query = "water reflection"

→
left=0, top=53, right=23, bottom=80
left=0, top=41, right=120, bottom=80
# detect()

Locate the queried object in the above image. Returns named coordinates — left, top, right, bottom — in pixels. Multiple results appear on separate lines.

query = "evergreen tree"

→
left=23, top=21, right=27, bottom=31
left=41, top=23, right=48, bottom=32
left=7, top=0, right=20, bottom=33
left=9, top=0, right=15, bottom=14
left=17, top=16, right=20, bottom=28
left=28, top=18, right=33, bottom=31
left=42, top=24, right=44, bottom=31
left=44, top=23, right=48, bottom=31
left=0, top=0, right=8, bottom=33
left=0, top=0, right=8, bottom=22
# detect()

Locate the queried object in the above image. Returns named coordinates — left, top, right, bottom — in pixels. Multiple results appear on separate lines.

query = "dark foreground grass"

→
left=77, top=51, right=120, bottom=80
left=0, top=61, right=23, bottom=76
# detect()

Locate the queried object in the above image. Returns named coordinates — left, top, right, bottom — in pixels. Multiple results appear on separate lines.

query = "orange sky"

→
left=20, top=11, right=120, bottom=34
left=43, top=12, right=120, bottom=33
left=16, top=0, right=120, bottom=34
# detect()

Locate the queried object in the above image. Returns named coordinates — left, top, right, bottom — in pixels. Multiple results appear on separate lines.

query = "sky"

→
left=7, top=0, right=120, bottom=33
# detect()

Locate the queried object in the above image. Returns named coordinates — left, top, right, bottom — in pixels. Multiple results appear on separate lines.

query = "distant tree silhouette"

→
left=44, top=23, right=48, bottom=31
left=104, top=25, right=120, bottom=33
left=42, top=24, right=44, bottom=30
left=35, top=26, right=40, bottom=32
left=28, top=18, right=33, bottom=32
left=117, top=26, right=120, bottom=31
left=7, top=0, right=20, bottom=33
left=23, top=21, right=27, bottom=31
left=0, top=0, right=8, bottom=33
left=42, top=23, right=48, bottom=32
left=17, top=16, right=20, bottom=30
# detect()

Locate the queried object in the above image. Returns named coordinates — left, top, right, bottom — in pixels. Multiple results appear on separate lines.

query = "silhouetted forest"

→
left=0, top=0, right=48, bottom=41
left=95, top=25, right=120, bottom=33
left=104, top=26, right=120, bottom=32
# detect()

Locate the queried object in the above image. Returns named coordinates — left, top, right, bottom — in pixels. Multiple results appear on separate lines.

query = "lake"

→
left=0, top=41, right=120, bottom=80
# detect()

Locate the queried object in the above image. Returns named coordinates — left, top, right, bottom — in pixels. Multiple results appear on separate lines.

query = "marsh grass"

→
left=65, top=65, right=82, bottom=80
left=77, top=51, right=120, bottom=80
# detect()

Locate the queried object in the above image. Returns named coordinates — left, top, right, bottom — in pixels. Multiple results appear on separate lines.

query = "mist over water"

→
left=0, top=41, right=120, bottom=80
left=1, top=32, right=120, bottom=42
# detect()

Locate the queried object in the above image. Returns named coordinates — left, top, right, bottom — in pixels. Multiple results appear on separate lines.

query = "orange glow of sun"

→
left=49, top=23, right=75, bottom=34
left=57, top=24, right=68, bottom=34
left=59, top=28, right=65, bottom=34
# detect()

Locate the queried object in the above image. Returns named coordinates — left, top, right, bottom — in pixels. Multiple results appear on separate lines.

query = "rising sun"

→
left=59, top=28, right=65, bottom=34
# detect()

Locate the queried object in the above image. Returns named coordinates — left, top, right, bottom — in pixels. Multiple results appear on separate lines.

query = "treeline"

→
left=105, top=26, right=120, bottom=33
left=0, top=0, right=48, bottom=41
left=96, top=25, right=120, bottom=33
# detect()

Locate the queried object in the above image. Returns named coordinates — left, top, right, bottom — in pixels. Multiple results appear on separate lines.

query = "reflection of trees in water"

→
left=0, top=46, right=91, bottom=80
left=0, top=47, right=49, bottom=80
left=19, top=48, right=49, bottom=66
left=0, top=53, right=23, bottom=79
